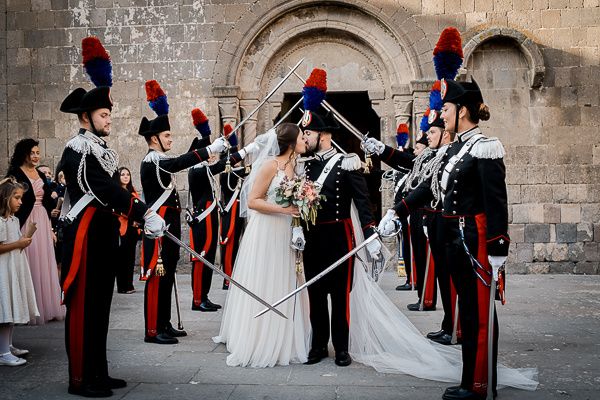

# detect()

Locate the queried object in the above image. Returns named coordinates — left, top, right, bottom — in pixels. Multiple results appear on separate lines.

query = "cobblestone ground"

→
left=2, top=273, right=599, bottom=400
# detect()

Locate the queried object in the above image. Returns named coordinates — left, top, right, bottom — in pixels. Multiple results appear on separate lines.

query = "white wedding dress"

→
left=213, top=129, right=537, bottom=391
left=213, top=168, right=311, bottom=367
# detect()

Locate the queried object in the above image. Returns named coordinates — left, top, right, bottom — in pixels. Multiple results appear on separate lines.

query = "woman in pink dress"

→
left=7, top=139, right=65, bottom=325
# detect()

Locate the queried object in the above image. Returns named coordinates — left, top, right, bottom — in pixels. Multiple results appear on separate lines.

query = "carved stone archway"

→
left=213, top=3, right=425, bottom=148
left=460, top=26, right=546, bottom=88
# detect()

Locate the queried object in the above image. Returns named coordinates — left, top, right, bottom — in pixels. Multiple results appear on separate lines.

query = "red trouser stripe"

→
left=192, top=201, right=213, bottom=305
left=145, top=273, right=160, bottom=337
left=140, top=207, right=167, bottom=280
left=450, top=278, right=462, bottom=339
left=343, top=219, right=355, bottom=324
left=407, top=223, right=416, bottom=286
left=65, top=207, right=96, bottom=387
left=423, top=242, right=436, bottom=308
left=473, top=214, right=492, bottom=395
left=222, top=201, right=238, bottom=278
left=62, top=207, right=96, bottom=298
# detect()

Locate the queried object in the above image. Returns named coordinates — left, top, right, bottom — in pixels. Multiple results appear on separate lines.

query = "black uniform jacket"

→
left=394, top=128, right=510, bottom=256
left=304, top=149, right=376, bottom=235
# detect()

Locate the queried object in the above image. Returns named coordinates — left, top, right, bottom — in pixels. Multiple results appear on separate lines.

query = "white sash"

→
left=440, top=134, right=484, bottom=200
left=60, top=191, right=95, bottom=223
left=315, top=153, right=343, bottom=189
left=394, top=174, right=408, bottom=195
left=192, top=200, right=218, bottom=224
left=223, top=186, right=241, bottom=213
left=150, top=183, right=175, bottom=212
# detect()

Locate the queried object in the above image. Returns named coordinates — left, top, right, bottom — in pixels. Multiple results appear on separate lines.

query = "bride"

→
left=213, top=123, right=310, bottom=367
left=214, top=124, right=538, bottom=393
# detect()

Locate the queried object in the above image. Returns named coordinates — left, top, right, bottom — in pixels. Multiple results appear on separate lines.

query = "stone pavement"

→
left=2, top=273, right=599, bottom=400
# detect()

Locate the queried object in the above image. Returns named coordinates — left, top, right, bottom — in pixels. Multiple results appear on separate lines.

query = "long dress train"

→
left=213, top=169, right=311, bottom=367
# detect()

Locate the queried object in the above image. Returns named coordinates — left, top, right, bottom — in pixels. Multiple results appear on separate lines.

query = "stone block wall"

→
left=1, top=0, right=598, bottom=273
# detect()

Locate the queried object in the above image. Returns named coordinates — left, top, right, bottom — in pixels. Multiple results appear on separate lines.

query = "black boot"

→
left=334, top=351, right=352, bottom=367
left=395, top=282, right=413, bottom=291
left=431, top=333, right=453, bottom=345
left=165, top=323, right=187, bottom=337
left=442, top=387, right=486, bottom=400
left=304, top=347, right=328, bottom=365
left=204, top=298, right=222, bottom=309
left=426, top=329, right=446, bottom=339
left=144, top=332, right=178, bottom=345
left=192, top=301, right=218, bottom=312
left=68, top=383, right=113, bottom=398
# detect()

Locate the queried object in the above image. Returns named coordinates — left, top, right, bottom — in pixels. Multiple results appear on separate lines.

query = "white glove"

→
left=362, top=137, right=385, bottom=155
left=291, top=226, right=305, bottom=251
left=488, top=256, right=506, bottom=281
left=206, top=136, right=228, bottom=155
left=239, top=142, right=260, bottom=159
left=143, top=209, right=166, bottom=239
left=366, top=239, right=382, bottom=261
left=377, top=209, right=398, bottom=236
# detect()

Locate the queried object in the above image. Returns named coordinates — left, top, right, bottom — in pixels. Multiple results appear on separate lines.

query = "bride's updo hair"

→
left=276, top=122, right=301, bottom=155
left=464, top=102, right=491, bottom=123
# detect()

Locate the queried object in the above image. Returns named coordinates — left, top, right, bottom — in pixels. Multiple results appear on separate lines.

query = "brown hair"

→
left=276, top=123, right=301, bottom=155
left=464, top=102, right=491, bottom=124
left=0, top=177, right=28, bottom=218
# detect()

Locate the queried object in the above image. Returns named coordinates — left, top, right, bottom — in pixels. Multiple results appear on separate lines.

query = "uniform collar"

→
left=457, top=126, right=482, bottom=143
left=79, top=128, right=108, bottom=148
left=315, top=147, right=337, bottom=161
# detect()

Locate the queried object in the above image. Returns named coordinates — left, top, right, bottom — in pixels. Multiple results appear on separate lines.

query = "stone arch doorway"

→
left=278, top=91, right=383, bottom=219
left=213, top=2, right=424, bottom=214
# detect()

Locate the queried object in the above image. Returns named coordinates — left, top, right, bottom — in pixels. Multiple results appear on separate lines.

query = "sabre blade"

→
left=254, top=233, right=380, bottom=318
left=163, top=231, right=288, bottom=319
left=227, top=58, right=305, bottom=138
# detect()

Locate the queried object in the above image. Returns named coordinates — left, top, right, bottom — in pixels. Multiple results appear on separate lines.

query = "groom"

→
left=301, top=110, right=382, bottom=367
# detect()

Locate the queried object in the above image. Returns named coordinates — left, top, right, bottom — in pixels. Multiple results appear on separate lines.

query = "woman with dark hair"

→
left=214, top=123, right=310, bottom=367
left=115, top=167, right=141, bottom=294
left=6, top=138, right=65, bottom=325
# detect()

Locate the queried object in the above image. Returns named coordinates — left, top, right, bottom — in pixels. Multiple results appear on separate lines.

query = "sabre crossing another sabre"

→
left=253, top=231, right=391, bottom=319
left=162, top=230, right=288, bottom=320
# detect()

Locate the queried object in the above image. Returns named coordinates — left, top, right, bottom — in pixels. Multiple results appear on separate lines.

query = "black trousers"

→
left=143, top=208, right=180, bottom=336
left=219, top=199, right=244, bottom=287
left=409, top=210, right=429, bottom=302
left=425, top=212, right=452, bottom=331
left=190, top=202, right=219, bottom=305
left=116, top=226, right=139, bottom=292
left=445, top=214, right=498, bottom=395
left=304, top=219, right=355, bottom=353
left=398, top=215, right=413, bottom=284
left=62, top=208, right=119, bottom=388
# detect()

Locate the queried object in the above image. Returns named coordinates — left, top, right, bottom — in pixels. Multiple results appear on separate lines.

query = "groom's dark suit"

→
left=303, top=147, right=377, bottom=354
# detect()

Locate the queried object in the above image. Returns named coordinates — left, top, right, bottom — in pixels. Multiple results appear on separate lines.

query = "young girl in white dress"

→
left=213, top=123, right=311, bottom=367
left=0, top=178, right=39, bottom=366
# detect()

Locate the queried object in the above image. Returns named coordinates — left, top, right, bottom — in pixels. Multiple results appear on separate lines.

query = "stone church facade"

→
left=1, top=0, right=599, bottom=273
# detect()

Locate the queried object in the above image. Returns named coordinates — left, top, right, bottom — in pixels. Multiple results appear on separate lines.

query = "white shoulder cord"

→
left=403, top=147, right=434, bottom=193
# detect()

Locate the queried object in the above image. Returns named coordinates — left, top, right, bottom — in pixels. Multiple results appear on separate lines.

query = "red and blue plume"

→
left=396, top=123, right=409, bottom=148
left=191, top=108, right=210, bottom=137
left=302, top=68, right=327, bottom=112
left=145, top=80, right=169, bottom=116
left=224, top=124, right=238, bottom=146
left=433, top=27, right=463, bottom=80
left=420, top=108, right=431, bottom=132
left=429, top=80, right=443, bottom=112
left=82, top=36, right=112, bottom=87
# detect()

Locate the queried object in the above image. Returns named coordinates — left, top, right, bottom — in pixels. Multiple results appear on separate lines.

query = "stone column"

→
left=392, top=84, right=415, bottom=144
left=213, top=85, right=241, bottom=139
left=410, top=79, right=435, bottom=143
left=239, top=98, right=260, bottom=145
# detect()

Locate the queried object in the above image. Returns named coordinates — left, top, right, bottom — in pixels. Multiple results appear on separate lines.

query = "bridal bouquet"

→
left=274, top=175, right=324, bottom=227
left=274, top=175, right=325, bottom=274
